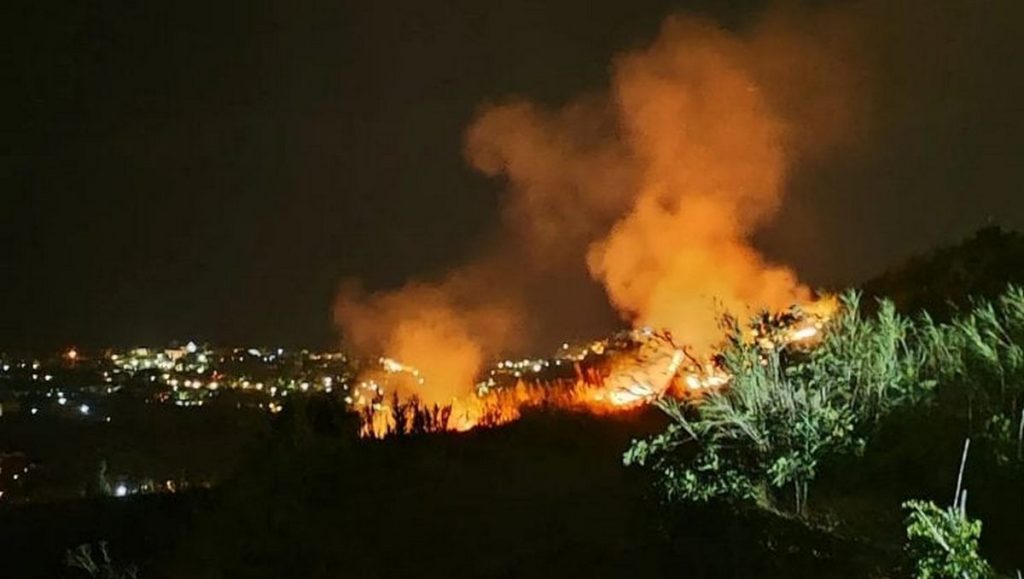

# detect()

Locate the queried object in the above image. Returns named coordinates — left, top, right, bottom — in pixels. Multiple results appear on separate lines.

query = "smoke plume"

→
left=335, top=6, right=860, bottom=399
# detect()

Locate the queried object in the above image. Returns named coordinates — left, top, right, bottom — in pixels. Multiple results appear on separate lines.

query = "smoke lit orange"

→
left=335, top=7, right=858, bottom=423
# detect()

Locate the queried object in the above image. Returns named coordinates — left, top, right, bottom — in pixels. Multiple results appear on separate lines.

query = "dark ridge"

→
left=862, top=226, right=1024, bottom=319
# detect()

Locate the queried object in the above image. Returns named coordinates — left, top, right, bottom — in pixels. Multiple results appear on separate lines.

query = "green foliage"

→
left=629, top=286, right=1024, bottom=515
left=921, top=286, right=1024, bottom=461
left=921, top=286, right=1024, bottom=396
left=626, top=291, right=934, bottom=514
left=903, top=500, right=992, bottom=579
left=624, top=417, right=760, bottom=504
left=980, top=412, right=1023, bottom=467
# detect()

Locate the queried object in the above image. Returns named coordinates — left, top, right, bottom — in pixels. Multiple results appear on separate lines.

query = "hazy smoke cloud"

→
left=334, top=264, right=522, bottom=402
left=335, top=6, right=861, bottom=398
left=586, top=13, right=858, bottom=348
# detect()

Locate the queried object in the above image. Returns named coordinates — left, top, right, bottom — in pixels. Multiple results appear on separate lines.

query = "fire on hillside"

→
left=351, top=296, right=837, bottom=438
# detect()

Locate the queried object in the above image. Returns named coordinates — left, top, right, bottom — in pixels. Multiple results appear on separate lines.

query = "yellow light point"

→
left=788, top=326, right=819, bottom=342
left=608, top=387, right=648, bottom=406
left=666, top=349, right=685, bottom=375
left=706, top=374, right=730, bottom=388
left=65, top=348, right=78, bottom=361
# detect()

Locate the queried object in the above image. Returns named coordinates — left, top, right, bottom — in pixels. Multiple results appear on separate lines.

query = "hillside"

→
left=4, top=232, right=1024, bottom=578
left=863, top=226, right=1024, bottom=319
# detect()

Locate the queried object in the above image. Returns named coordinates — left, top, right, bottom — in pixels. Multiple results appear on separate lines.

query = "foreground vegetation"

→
left=626, top=286, right=1024, bottom=577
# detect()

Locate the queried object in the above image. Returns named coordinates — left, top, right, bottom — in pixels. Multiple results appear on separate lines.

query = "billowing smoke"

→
left=334, top=264, right=523, bottom=403
left=335, top=7, right=860, bottom=399
left=586, top=14, right=856, bottom=348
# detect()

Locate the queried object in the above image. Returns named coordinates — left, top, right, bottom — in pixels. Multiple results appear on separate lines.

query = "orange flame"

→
left=354, top=296, right=836, bottom=438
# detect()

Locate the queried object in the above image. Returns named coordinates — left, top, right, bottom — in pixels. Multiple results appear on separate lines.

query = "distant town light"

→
left=79, top=404, right=90, bottom=415
left=114, top=484, right=128, bottom=498
left=57, top=396, right=67, bottom=406
left=65, top=348, right=78, bottom=361
left=186, top=341, right=198, bottom=354
left=30, top=407, right=38, bottom=415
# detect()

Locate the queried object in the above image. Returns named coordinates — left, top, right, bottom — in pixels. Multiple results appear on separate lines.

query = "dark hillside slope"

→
left=863, top=226, right=1024, bottom=319
left=166, top=409, right=891, bottom=578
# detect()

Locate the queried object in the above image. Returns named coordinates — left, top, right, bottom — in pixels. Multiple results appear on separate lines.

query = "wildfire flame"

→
left=352, top=296, right=836, bottom=438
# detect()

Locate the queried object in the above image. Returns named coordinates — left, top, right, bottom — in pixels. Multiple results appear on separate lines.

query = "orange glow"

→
left=355, top=297, right=836, bottom=438
left=335, top=7, right=858, bottom=429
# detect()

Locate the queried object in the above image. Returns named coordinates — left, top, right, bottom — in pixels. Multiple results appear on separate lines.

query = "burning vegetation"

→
left=349, top=299, right=836, bottom=438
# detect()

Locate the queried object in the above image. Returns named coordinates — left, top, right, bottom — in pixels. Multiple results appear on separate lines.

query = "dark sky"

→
left=3, top=0, right=1022, bottom=351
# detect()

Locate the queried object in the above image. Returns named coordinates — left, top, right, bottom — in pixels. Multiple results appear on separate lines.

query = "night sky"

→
left=4, top=0, right=1022, bottom=351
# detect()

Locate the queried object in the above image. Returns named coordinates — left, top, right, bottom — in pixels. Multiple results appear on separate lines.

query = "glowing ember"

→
left=788, top=325, right=819, bottom=342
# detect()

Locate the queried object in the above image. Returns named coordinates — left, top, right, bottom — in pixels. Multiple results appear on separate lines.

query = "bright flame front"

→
left=352, top=297, right=837, bottom=438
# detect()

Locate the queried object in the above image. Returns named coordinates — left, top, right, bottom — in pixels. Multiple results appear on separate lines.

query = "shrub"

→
left=626, top=291, right=934, bottom=514
left=902, top=500, right=992, bottom=579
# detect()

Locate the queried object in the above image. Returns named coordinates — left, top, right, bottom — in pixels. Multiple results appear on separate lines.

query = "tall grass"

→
left=627, top=291, right=934, bottom=514
left=920, top=286, right=1024, bottom=461
left=628, top=285, right=1024, bottom=516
